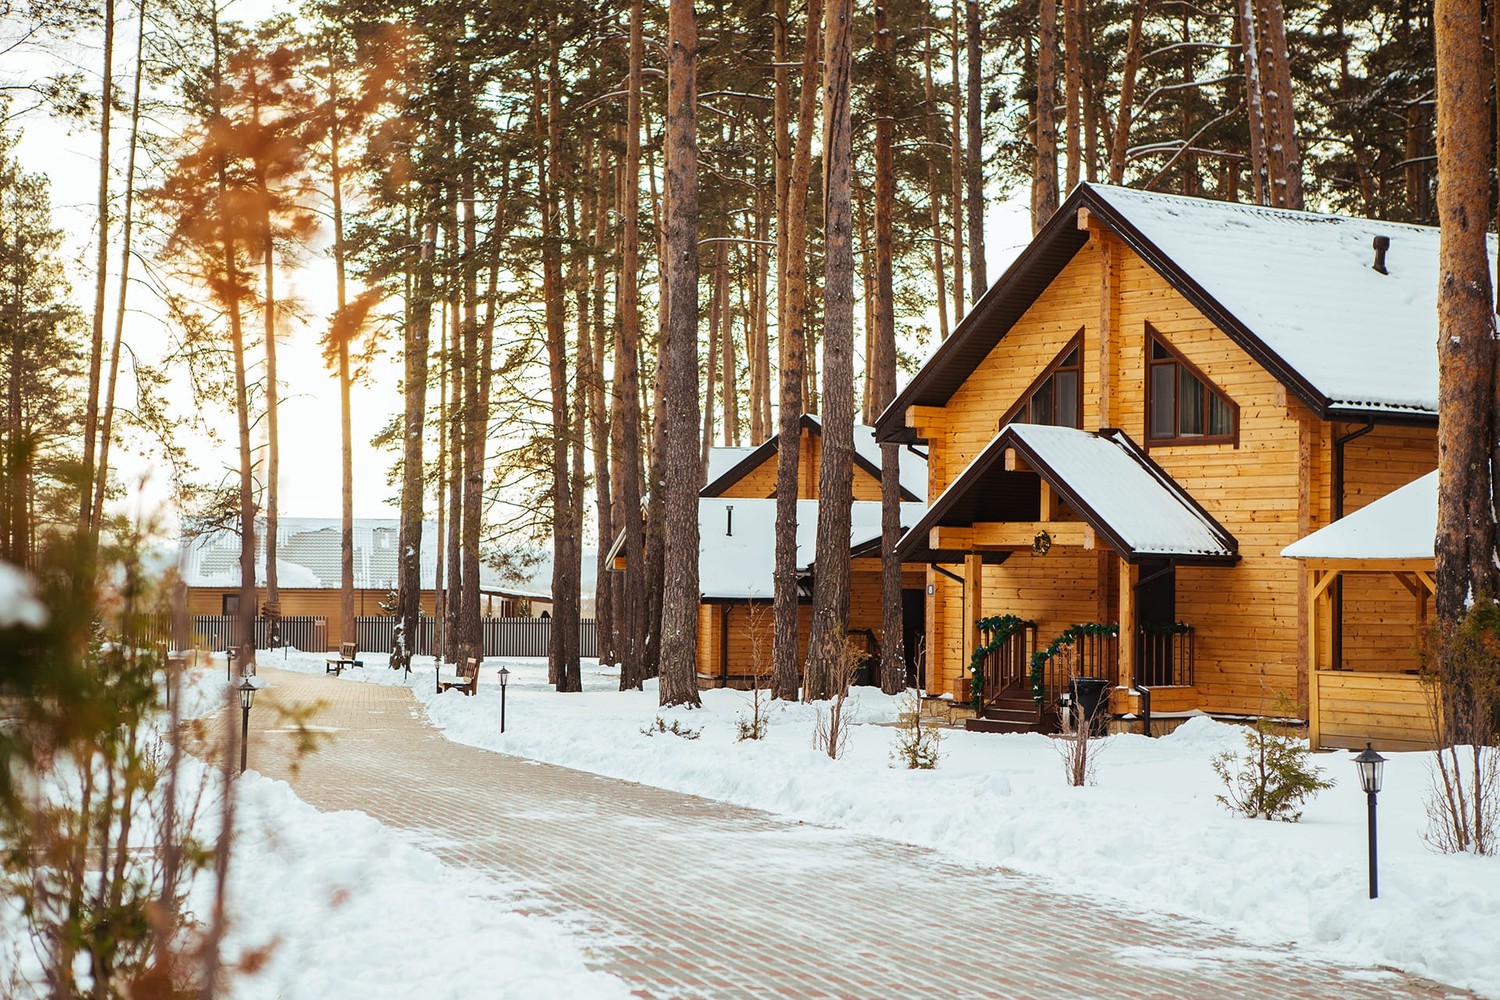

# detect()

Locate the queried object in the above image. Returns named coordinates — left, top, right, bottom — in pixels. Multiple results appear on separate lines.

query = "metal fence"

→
left=188, top=615, right=328, bottom=652
left=354, top=615, right=596, bottom=658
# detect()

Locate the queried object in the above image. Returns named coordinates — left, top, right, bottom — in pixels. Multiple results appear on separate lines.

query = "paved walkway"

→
left=224, top=668, right=1464, bottom=999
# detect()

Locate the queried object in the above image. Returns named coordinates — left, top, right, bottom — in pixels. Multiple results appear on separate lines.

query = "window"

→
left=1001, top=332, right=1084, bottom=430
left=222, top=594, right=240, bottom=617
left=1146, top=327, right=1237, bottom=445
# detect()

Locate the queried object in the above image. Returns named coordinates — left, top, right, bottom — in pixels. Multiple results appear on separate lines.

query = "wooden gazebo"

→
left=1283, top=471, right=1437, bottom=751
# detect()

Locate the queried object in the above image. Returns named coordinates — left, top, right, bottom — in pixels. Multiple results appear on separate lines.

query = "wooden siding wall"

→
left=1316, top=670, right=1434, bottom=751
left=694, top=564, right=920, bottom=681
left=716, top=426, right=884, bottom=500
left=1337, top=427, right=1438, bottom=672
left=919, top=230, right=1373, bottom=714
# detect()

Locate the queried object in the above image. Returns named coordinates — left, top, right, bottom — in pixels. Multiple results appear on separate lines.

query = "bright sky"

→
left=10, top=9, right=1037, bottom=538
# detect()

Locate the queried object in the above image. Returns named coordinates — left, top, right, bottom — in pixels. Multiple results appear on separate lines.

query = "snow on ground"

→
left=0, top=662, right=629, bottom=1000
left=266, top=647, right=1500, bottom=997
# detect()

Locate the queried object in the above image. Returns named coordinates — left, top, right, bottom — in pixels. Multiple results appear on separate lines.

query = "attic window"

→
left=1146, top=327, right=1237, bottom=446
left=1000, top=331, right=1084, bottom=430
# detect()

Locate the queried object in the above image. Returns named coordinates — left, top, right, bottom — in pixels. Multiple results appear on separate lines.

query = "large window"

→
left=1002, top=332, right=1084, bottom=430
left=1146, top=327, right=1236, bottom=445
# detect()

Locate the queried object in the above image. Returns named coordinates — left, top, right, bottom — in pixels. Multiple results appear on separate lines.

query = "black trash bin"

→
left=1068, top=677, right=1111, bottom=736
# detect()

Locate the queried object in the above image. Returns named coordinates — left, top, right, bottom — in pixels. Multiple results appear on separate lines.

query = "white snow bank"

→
left=279, top=653, right=1500, bottom=998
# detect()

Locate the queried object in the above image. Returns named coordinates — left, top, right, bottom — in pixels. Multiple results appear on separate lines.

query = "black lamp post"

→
left=497, top=667, right=510, bottom=733
left=237, top=678, right=257, bottom=774
left=1354, top=742, right=1386, bottom=899
left=225, top=645, right=237, bottom=682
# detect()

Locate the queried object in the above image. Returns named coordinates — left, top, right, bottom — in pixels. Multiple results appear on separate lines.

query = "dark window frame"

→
left=1144, top=324, right=1239, bottom=447
left=998, top=329, right=1086, bottom=431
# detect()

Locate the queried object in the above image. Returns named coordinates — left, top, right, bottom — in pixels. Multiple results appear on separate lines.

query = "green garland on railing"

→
left=1139, top=621, right=1194, bottom=635
left=967, top=614, right=1037, bottom=709
left=1029, top=622, right=1120, bottom=705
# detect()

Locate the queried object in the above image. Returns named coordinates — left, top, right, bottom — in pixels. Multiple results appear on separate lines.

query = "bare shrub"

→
left=1057, top=683, right=1111, bottom=787
left=890, top=690, right=942, bottom=769
left=735, top=604, right=772, bottom=742
left=812, top=640, right=860, bottom=760
left=1422, top=604, right=1500, bottom=854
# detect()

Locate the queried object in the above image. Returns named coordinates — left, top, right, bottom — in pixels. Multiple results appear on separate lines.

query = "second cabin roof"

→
left=877, top=183, right=1488, bottom=440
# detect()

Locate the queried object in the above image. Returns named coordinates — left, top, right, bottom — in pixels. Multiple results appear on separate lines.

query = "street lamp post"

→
left=238, top=678, right=257, bottom=774
left=225, top=645, right=237, bottom=682
left=498, top=667, right=510, bottom=733
left=1354, top=742, right=1386, bottom=899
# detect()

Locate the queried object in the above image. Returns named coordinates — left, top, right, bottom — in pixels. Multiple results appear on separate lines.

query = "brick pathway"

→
left=224, top=668, right=1465, bottom=999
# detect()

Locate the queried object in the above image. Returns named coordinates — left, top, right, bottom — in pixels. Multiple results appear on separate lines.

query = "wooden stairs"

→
left=965, top=682, right=1055, bottom=735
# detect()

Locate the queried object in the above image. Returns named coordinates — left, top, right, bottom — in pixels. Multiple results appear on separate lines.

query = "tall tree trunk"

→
left=702, top=239, right=721, bottom=473
left=459, top=157, right=483, bottom=670
left=589, top=146, right=616, bottom=666
left=618, top=0, right=648, bottom=690
left=1033, top=0, right=1060, bottom=230
left=719, top=241, right=739, bottom=447
left=1109, top=0, right=1145, bottom=184
left=1255, top=0, right=1303, bottom=208
left=540, top=47, right=582, bottom=693
left=1240, top=0, right=1269, bottom=204
left=82, top=0, right=115, bottom=532
left=874, top=0, right=905, bottom=695
left=444, top=222, right=463, bottom=664
left=772, top=0, right=823, bottom=701
left=1435, top=0, right=1498, bottom=628
left=948, top=0, right=965, bottom=321
left=659, top=0, right=703, bottom=708
left=255, top=101, right=281, bottom=630
left=964, top=0, right=986, bottom=300
left=91, top=0, right=148, bottom=529
left=804, top=0, right=855, bottom=702
left=923, top=33, right=950, bottom=339
left=328, top=49, right=355, bottom=658
left=395, top=218, right=433, bottom=673
left=1063, top=0, right=1082, bottom=190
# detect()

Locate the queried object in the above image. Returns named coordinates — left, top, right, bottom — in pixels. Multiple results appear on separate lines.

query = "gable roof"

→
left=877, top=183, right=1472, bottom=441
left=1282, top=470, right=1436, bottom=562
left=702, top=414, right=927, bottom=501
left=898, top=424, right=1238, bottom=565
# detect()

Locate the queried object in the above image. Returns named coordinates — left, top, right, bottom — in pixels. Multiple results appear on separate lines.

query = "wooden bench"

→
left=438, top=657, right=480, bottom=696
left=326, top=642, right=364, bottom=675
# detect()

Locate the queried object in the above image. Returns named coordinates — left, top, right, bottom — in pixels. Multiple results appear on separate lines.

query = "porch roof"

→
left=897, top=424, right=1238, bottom=564
left=1282, top=470, right=1435, bottom=562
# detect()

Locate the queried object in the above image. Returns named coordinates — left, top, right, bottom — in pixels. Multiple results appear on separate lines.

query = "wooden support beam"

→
left=1310, top=567, right=1340, bottom=603
left=929, top=522, right=1093, bottom=551
left=1414, top=569, right=1436, bottom=594
left=962, top=554, right=984, bottom=672
left=1307, top=568, right=1321, bottom=749
left=1003, top=447, right=1017, bottom=472
left=1097, top=229, right=1119, bottom=428
left=1076, top=205, right=1092, bottom=230
left=906, top=405, right=948, bottom=437
left=1118, top=557, right=1138, bottom=690
left=1039, top=480, right=1055, bottom=520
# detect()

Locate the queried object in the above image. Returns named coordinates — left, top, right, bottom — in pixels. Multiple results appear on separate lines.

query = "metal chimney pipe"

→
left=1372, top=235, right=1390, bottom=275
left=726, top=504, right=733, bottom=536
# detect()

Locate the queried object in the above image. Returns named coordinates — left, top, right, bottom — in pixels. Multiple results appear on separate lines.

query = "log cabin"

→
left=610, top=415, right=929, bottom=688
left=875, top=183, right=1449, bottom=739
left=180, top=517, right=552, bottom=649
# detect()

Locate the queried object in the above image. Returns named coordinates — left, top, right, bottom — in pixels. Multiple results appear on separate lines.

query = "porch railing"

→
left=1137, top=623, right=1194, bottom=687
left=1032, top=624, right=1119, bottom=707
left=977, top=621, right=1038, bottom=708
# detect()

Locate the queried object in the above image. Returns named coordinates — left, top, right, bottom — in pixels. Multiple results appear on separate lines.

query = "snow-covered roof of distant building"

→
left=702, top=414, right=928, bottom=501
left=698, top=498, right=927, bottom=600
left=878, top=183, right=1483, bottom=440
left=1282, top=471, right=1436, bottom=562
left=177, top=517, right=550, bottom=596
left=706, top=446, right=756, bottom=485
left=898, top=424, right=1237, bottom=564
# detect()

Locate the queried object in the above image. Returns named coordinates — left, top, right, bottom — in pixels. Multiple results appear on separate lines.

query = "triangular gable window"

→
left=1146, top=325, right=1237, bottom=445
left=999, top=330, right=1084, bottom=430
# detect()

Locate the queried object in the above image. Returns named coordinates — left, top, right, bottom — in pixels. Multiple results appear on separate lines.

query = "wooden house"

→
left=181, top=517, right=551, bottom=649
left=612, top=415, right=929, bottom=688
left=876, top=183, right=1444, bottom=737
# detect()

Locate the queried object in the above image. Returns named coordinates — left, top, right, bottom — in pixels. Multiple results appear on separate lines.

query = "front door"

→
left=1135, top=560, right=1175, bottom=686
left=902, top=588, right=926, bottom=689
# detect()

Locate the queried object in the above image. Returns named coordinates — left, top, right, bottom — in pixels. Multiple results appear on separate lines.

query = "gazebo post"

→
left=1307, top=568, right=1322, bottom=749
left=1118, top=557, right=1137, bottom=691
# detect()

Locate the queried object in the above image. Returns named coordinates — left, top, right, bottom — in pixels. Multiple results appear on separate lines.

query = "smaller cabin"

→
left=1283, top=472, right=1437, bottom=750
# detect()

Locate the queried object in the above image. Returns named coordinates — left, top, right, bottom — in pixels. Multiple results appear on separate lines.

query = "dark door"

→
left=1135, top=560, right=1175, bottom=686
left=902, top=588, right=926, bottom=689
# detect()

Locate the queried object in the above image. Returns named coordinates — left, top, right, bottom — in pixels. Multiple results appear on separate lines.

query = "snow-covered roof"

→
left=899, top=424, right=1237, bottom=563
left=702, top=415, right=928, bottom=501
left=178, top=517, right=551, bottom=595
left=1095, top=184, right=1472, bottom=417
left=877, top=184, right=1472, bottom=442
left=1282, top=470, right=1436, bottom=562
left=706, top=446, right=756, bottom=485
left=699, top=498, right=927, bottom=599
